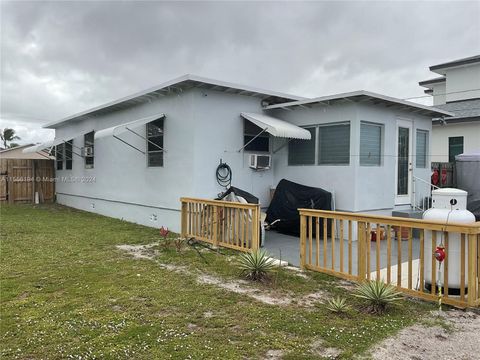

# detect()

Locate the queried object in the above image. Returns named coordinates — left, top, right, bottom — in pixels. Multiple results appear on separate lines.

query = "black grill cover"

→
left=266, top=179, right=332, bottom=236
left=216, top=187, right=259, bottom=204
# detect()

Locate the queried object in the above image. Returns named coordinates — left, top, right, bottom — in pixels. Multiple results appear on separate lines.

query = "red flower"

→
left=160, top=226, right=169, bottom=239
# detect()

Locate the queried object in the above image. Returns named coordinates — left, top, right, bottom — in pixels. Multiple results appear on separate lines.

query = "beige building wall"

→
left=431, top=122, right=480, bottom=162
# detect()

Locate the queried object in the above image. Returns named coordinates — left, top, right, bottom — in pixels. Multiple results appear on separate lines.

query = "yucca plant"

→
left=238, top=250, right=276, bottom=282
left=354, top=280, right=403, bottom=314
left=326, top=296, right=350, bottom=314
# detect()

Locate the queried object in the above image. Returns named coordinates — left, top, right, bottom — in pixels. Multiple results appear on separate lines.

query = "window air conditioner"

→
left=82, top=146, right=94, bottom=157
left=249, top=154, right=271, bottom=170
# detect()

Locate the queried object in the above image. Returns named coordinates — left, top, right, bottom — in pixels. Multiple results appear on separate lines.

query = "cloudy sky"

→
left=1, top=1, right=479, bottom=145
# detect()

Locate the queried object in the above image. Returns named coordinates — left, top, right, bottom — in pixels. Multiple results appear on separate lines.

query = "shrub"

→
left=326, top=296, right=349, bottom=313
left=354, top=280, right=403, bottom=314
left=174, top=237, right=185, bottom=252
left=238, top=250, right=275, bottom=282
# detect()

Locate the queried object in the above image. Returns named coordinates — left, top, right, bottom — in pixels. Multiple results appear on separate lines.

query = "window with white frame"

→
left=243, top=119, right=269, bottom=152
left=288, top=127, right=316, bottom=165
left=360, top=122, right=383, bottom=166
left=147, top=118, right=164, bottom=167
left=416, top=130, right=428, bottom=168
left=318, top=122, right=350, bottom=165
left=84, top=132, right=94, bottom=169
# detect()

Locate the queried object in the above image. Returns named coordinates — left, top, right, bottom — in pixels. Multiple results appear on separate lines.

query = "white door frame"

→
left=395, top=118, right=413, bottom=205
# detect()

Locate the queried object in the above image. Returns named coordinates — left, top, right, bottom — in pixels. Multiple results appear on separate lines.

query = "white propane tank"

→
left=423, top=188, right=475, bottom=292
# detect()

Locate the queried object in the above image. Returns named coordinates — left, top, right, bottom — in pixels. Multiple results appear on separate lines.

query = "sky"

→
left=1, top=0, right=479, bottom=145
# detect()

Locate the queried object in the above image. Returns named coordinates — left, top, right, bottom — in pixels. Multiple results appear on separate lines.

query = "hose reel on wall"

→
left=216, top=159, right=232, bottom=189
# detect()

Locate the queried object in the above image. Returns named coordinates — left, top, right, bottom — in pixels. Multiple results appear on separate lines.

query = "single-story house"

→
left=24, top=74, right=453, bottom=232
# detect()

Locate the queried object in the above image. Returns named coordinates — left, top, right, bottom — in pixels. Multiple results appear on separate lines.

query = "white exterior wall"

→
left=52, top=89, right=434, bottom=232
left=189, top=89, right=274, bottom=207
left=444, top=64, right=480, bottom=103
left=268, top=103, right=358, bottom=212
left=54, top=91, right=196, bottom=232
left=431, top=122, right=480, bottom=162
left=354, top=103, right=432, bottom=212
left=269, top=103, right=432, bottom=214
left=431, top=82, right=447, bottom=106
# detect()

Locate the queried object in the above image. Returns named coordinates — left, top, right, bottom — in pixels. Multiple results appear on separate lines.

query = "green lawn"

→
left=0, top=204, right=437, bottom=359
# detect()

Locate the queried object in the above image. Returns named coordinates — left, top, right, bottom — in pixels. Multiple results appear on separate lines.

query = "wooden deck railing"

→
left=180, top=197, right=260, bottom=252
left=299, top=209, right=480, bottom=308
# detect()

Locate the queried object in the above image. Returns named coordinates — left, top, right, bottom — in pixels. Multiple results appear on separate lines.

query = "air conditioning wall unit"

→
left=249, top=154, right=271, bottom=170
left=82, top=146, right=94, bottom=157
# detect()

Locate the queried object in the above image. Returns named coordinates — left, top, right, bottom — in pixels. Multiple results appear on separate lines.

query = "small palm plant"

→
left=326, top=296, right=349, bottom=314
left=354, top=280, right=403, bottom=314
left=238, top=250, right=275, bottom=282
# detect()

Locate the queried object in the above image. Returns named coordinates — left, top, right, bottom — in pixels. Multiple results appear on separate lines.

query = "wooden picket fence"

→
left=299, top=209, right=480, bottom=308
left=0, top=159, right=55, bottom=204
left=180, top=197, right=260, bottom=252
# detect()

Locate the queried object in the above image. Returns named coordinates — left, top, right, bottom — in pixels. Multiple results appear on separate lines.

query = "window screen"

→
left=288, top=127, right=316, bottom=165
left=360, top=122, right=382, bottom=166
left=147, top=118, right=164, bottom=167
left=416, top=130, right=428, bottom=168
left=244, top=119, right=269, bottom=152
left=318, top=123, right=350, bottom=165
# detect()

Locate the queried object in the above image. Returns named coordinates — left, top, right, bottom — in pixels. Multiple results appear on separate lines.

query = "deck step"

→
left=391, top=210, right=424, bottom=219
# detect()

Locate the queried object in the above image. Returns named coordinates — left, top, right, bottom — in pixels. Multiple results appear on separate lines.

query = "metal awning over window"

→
left=239, top=112, right=311, bottom=152
left=240, top=113, right=312, bottom=140
left=94, top=113, right=165, bottom=154
left=22, top=138, right=64, bottom=154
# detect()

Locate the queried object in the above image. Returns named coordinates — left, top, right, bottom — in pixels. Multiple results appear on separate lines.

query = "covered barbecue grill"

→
left=266, top=179, right=332, bottom=236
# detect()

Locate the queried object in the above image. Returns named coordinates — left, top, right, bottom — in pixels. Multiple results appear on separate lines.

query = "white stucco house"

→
left=419, top=55, right=480, bottom=163
left=25, top=74, right=452, bottom=232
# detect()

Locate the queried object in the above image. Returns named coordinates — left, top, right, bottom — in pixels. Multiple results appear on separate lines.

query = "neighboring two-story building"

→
left=419, top=55, right=480, bottom=163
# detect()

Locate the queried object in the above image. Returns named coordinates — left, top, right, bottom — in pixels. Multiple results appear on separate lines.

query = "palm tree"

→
left=0, top=128, right=21, bottom=148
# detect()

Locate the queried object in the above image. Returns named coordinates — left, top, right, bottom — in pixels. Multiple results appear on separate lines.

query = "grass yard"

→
left=0, top=204, right=439, bottom=359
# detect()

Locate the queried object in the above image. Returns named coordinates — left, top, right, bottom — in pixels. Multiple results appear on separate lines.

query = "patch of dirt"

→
left=336, top=279, right=357, bottom=291
left=116, top=243, right=159, bottom=259
left=117, top=243, right=328, bottom=308
left=197, top=274, right=291, bottom=306
left=197, top=274, right=326, bottom=307
left=311, top=339, right=342, bottom=359
left=284, top=266, right=309, bottom=279
left=263, top=349, right=284, bottom=359
left=17, top=292, right=29, bottom=300
left=297, top=291, right=328, bottom=307
left=203, top=311, right=214, bottom=318
left=187, top=323, right=199, bottom=331
left=369, top=310, right=480, bottom=360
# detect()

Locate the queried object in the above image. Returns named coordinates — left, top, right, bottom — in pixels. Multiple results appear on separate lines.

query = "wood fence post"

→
left=300, top=213, right=307, bottom=269
left=467, top=233, right=478, bottom=306
left=251, top=205, right=260, bottom=252
left=357, top=222, right=367, bottom=282
left=212, top=204, right=219, bottom=247
left=180, top=200, right=187, bottom=238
